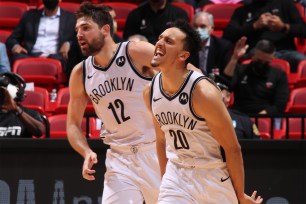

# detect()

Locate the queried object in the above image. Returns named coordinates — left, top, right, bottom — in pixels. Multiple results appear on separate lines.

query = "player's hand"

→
left=82, top=151, right=98, bottom=181
left=239, top=191, right=263, bottom=204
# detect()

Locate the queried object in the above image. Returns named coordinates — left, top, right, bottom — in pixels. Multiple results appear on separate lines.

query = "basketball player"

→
left=143, top=19, right=263, bottom=204
left=67, top=2, right=160, bottom=203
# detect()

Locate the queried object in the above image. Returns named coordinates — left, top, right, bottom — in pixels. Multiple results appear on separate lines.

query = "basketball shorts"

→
left=158, top=161, right=238, bottom=204
left=102, top=142, right=161, bottom=204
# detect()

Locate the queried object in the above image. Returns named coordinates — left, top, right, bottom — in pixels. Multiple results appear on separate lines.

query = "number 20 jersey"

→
left=151, top=71, right=225, bottom=168
left=83, top=42, right=155, bottom=146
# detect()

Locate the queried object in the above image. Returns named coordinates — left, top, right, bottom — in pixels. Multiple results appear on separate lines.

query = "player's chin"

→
left=151, top=58, right=160, bottom=67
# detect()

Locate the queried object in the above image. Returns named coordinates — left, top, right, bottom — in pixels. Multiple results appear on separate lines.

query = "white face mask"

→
left=6, top=84, right=18, bottom=100
left=196, top=28, right=210, bottom=41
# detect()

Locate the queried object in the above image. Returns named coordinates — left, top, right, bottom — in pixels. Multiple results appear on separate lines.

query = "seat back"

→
left=281, top=117, right=306, bottom=139
left=22, top=87, right=49, bottom=114
left=38, top=2, right=80, bottom=13
left=13, top=58, right=63, bottom=90
left=172, top=2, right=194, bottom=24
left=0, top=2, right=29, bottom=31
left=101, top=2, right=137, bottom=33
left=48, top=114, right=96, bottom=138
left=242, top=58, right=290, bottom=75
left=202, top=3, right=242, bottom=30
left=0, top=29, right=12, bottom=43
left=251, top=117, right=272, bottom=139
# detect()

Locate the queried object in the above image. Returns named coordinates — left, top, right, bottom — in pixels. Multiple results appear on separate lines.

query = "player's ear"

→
left=179, top=51, right=190, bottom=62
left=101, top=24, right=111, bottom=35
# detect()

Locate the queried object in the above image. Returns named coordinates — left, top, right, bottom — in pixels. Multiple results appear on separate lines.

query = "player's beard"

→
left=81, top=33, right=104, bottom=56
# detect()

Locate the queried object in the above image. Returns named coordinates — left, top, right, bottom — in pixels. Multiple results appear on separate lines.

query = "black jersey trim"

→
left=189, top=75, right=206, bottom=121
left=126, top=41, right=153, bottom=81
left=91, top=42, right=123, bottom=71
left=82, top=60, right=86, bottom=90
left=160, top=70, right=193, bottom=101
left=150, top=73, right=159, bottom=107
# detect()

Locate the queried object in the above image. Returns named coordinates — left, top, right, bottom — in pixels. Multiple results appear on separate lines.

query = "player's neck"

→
left=161, top=68, right=189, bottom=96
left=94, top=39, right=118, bottom=67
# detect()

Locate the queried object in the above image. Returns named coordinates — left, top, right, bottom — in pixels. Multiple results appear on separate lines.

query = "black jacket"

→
left=232, top=63, right=289, bottom=115
left=223, top=0, right=306, bottom=51
left=6, top=8, right=76, bottom=54
left=190, top=35, right=232, bottom=77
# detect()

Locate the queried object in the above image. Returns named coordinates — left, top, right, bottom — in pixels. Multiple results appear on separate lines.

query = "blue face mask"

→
left=196, top=28, right=210, bottom=41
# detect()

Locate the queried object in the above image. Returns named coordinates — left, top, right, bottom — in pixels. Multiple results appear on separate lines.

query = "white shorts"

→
left=102, top=142, right=161, bottom=204
left=158, top=161, right=238, bottom=204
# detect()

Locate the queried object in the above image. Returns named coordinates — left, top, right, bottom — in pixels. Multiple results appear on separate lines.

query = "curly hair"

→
left=76, top=1, right=114, bottom=35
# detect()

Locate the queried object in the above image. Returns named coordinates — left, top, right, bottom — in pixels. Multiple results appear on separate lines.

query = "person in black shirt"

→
left=230, top=39, right=290, bottom=115
left=123, top=0, right=189, bottom=44
left=0, top=73, right=45, bottom=138
left=223, top=0, right=306, bottom=72
left=212, top=74, right=260, bottom=139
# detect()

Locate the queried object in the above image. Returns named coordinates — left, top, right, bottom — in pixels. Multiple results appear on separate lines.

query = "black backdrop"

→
left=0, top=139, right=305, bottom=204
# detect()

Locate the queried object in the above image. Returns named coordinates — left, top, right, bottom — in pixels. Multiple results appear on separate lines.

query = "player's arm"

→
left=67, top=62, right=97, bottom=181
left=128, top=41, right=160, bottom=77
left=193, top=79, right=262, bottom=204
left=143, top=84, right=167, bottom=177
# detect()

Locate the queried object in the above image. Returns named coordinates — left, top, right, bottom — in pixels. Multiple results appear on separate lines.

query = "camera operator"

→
left=0, top=73, right=45, bottom=138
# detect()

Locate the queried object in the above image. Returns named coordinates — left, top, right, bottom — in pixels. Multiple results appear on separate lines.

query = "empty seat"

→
left=48, top=114, right=96, bottom=138
left=172, top=2, right=194, bottom=24
left=101, top=2, right=137, bottom=36
left=294, top=60, right=306, bottom=88
left=202, top=3, right=242, bottom=30
left=286, top=87, right=306, bottom=114
left=12, top=58, right=65, bottom=90
left=0, top=2, right=29, bottom=31
left=38, top=2, right=80, bottom=14
left=53, top=87, right=95, bottom=114
left=280, top=117, right=306, bottom=139
left=0, top=30, right=12, bottom=43
left=22, top=87, right=49, bottom=114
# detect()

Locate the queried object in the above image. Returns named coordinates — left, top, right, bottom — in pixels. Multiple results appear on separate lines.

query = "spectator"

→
left=105, top=5, right=123, bottom=43
left=0, top=73, right=45, bottom=138
left=123, top=0, right=189, bottom=44
left=128, top=34, right=149, bottom=42
left=223, top=0, right=306, bottom=72
left=230, top=39, right=289, bottom=115
left=6, top=0, right=76, bottom=76
left=190, top=11, right=233, bottom=78
left=212, top=74, right=260, bottom=139
left=0, top=43, right=11, bottom=74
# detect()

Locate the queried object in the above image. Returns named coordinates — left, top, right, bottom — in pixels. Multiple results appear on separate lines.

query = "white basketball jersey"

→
left=83, top=42, right=155, bottom=146
left=151, top=71, right=225, bottom=168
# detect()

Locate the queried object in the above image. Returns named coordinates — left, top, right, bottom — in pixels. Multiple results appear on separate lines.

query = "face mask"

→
left=250, top=60, right=269, bottom=76
left=196, top=28, right=210, bottom=41
left=6, top=84, right=18, bottom=100
left=43, top=0, right=59, bottom=11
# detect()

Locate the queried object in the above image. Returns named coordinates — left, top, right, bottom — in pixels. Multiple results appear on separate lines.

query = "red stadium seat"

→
left=294, top=60, right=306, bottom=88
left=101, top=2, right=137, bottom=35
left=22, top=87, right=49, bottom=114
left=13, top=58, right=66, bottom=90
left=38, top=2, right=80, bottom=13
left=251, top=118, right=272, bottom=139
left=53, top=87, right=95, bottom=114
left=48, top=114, right=96, bottom=138
left=242, top=58, right=290, bottom=75
left=202, top=3, right=242, bottom=30
left=286, top=87, right=306, bottom=114
left=172, top=2, right=194, bottom=24
left=280, top=117, right=306, bottom=139
left=0, top=29, right=12, bottom=43
left=0, top=2, right=29, bottom=31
